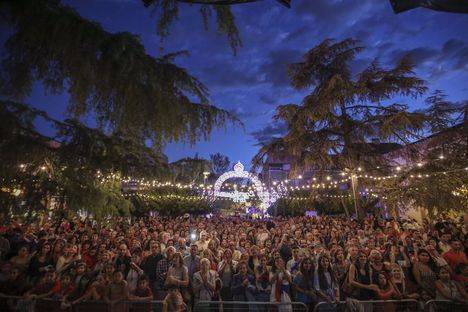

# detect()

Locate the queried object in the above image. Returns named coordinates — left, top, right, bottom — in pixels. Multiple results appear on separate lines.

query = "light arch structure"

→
left=212, top=161, right=274, bottom=213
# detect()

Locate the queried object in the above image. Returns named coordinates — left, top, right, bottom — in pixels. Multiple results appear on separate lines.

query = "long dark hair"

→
left=298, top=257, right=315, bottom=289
left=317, top=255, right=336, bottom=291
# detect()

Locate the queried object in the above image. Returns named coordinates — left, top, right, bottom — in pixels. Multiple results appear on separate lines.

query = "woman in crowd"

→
left=56, top=244, right=80, bottom=273
left=165, top=252, right=189, bottom=302
left=348, top=251, right=377, bottom=300
left=28, top=242, right=53, bottom=283
left=127, top=253, right=144, bottom=292
left=193, top=258, right=217, bottom=303
left=9, top=245, right=31, bottom=272
left=293, top=257, right=316, bottom=309
left=314, top=255, right=339, bottom=311
left=105, top=270, right=129, bottom=312
left=270, top=257, right=292, bottom=312
left=218, top=248, right=236, bottom=301
left=435, top=266, right=468, bottom=302
left=412, top=248, right=438, bottom=298
left=254, top=255, right=271, bottom=306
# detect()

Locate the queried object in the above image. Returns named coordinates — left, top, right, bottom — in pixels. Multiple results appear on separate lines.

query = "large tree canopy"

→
left=0, top=0, right=238, bottom=146
left=253, top=39, right=428, bottom=173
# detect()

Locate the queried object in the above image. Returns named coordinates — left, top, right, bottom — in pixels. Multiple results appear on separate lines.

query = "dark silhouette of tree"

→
left=253, top=38, right=431, bottom=219
left=390, top=0, right=468, bottom=14
left=210, top=152, right=231, bottom=175
left=0, top=0, right=238, bottom=149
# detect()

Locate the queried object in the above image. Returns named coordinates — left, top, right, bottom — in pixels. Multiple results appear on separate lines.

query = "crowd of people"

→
left=0, top=214, right=467, bottom=311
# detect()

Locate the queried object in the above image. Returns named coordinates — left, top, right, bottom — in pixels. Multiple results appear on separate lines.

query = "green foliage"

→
left=252, top=38, right=447, bottom=218
left=130, top=186, right=212, bottom=216
left=210, top=152, right=230, bottom=175
left=169, top=156, right=212, bottom=184
left=254, top=39, right=428, bottom=173
left=142, top=0, right=242, bottom=53
left=0, top=100, right=166, bottom=219
left=1, top=0, right=238, bottom=146
left=380, top=122, right=467, bottom=216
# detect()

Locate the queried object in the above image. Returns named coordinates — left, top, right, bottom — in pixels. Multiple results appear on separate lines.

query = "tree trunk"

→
left=340, top=197, right=350, bottom=217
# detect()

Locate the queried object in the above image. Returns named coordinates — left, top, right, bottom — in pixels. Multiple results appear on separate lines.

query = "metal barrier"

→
left=0, top=297, right=164, bottom=312
left=424, top=300, right=468, bottom=312
left=194, top=300, right=308, bottom=312
left=313, top=299, right=420, bottom=312
left=3, top=296, right=468, bottom=312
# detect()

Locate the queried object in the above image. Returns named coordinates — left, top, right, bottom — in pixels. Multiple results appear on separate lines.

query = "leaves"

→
left=142, top=0, right=242, bottom=54
left=1, top=0, right=238, bottom=147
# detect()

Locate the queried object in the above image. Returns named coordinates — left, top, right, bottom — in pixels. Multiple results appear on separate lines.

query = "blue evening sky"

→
left=11, top=0, right=468, bottom=169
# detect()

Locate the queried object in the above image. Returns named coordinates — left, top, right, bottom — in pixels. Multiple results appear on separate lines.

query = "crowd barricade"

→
left=194, top=300, right=308, bottom=312
left=313, top=299, right=420, bottom=312
left=424, top=299, right=468, bottom=312
left=0, top=296, right=164, bottom=312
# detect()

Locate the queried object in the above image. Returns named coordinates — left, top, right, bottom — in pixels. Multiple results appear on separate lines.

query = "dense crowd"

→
left=0, top=214, right=467, bottom=311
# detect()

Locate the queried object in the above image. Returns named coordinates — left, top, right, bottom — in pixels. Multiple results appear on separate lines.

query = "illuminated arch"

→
left=213, top=162, right=272, bottom=212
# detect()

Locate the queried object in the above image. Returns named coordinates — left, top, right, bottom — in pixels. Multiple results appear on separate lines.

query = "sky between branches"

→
left=17, top=0, right=468, bottom=168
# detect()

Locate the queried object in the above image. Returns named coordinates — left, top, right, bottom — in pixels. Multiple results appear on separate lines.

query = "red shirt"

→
left=442, top=250, right=467, bottom=271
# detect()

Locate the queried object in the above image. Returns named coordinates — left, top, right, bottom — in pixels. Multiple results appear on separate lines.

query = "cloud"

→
left=259, top=93, right=277, bottom=105
left=250, top=122, right=287, bottom=145
left=227, top=106, right=258, bottom=120
left=389, top=46, right=439, bottom=66
left=258, top=49, right=303, bottom=87
left=386, top=39, right=468, bottom=78
left=199, top=62, right=259, bottom=87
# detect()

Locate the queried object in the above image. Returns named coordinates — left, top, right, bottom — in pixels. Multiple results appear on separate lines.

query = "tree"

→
left=0, top=0, right=238, bottom=148
left=253, top=39, right=430, bottom=219
left=379, top=93, right=467, bottom=217
left=141, top=0, right=291, bottom=53
left=169, top=156, right=212, bottom=184
left=390, top=0, right=468, bottom=14
left=210, top=152, right=231, bottom=175
left=0, top=100, right=169, bottom=220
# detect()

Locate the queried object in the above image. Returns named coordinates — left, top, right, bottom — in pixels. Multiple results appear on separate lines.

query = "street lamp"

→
left=203, top=171, right=210, bottom=184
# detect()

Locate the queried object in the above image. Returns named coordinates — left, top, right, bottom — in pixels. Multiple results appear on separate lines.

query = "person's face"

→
left=358, top=253, right=367, bottom=264
left=9, top=269, right=20, bottom=280
left=76, top=265, right=86, bottom=274
left=320, top=257, right=330, bottom=268
left=113, top=272, right=123, bottom=282
left=451, top=241, right=462, bottom=251
left=439, top=269, right=450, bottom=280
left=62, top=276, right=71, bottom=285
left=42, top=244, right=51, bottom=254
left=378, top=274, right=387, bottom=286
left=349, top=247, right=358, bottom=257
left=201, top=260, right=210, bottom=271
left=418, top=252, right=430, bottom=263
left=105, top=264, right=115, bottom=274
left=45, top=272, right=55, bottom=282
left=275, top=258, right=284, bottom=269
left=167, top=248, right=175, bottom=259
left=190, top=245, right=198, bottom=256
left=239, top=263, right=248, bottom=275
left=150, top=242, right=160, bottom=254
left=119, top=244, right=127, bottom=256
left=372, top=252, right=382, bottom=262
left=392, top=268, right=402, bottom=279
left=441, top=234, right=451, bottom=242
left=336, top=250, right=344, bottom=261
left=303, top=260, right=313, bottom=271
left=19, top=247, right=28, bottom=257
left=139, top=280, right=148, bottom=289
